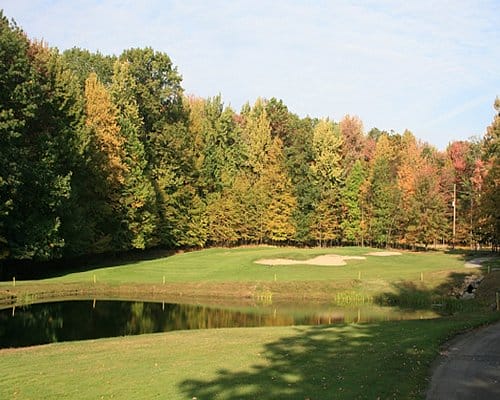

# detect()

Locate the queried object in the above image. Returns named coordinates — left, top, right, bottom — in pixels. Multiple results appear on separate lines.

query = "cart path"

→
left=426, top=321, right=500, bottom=399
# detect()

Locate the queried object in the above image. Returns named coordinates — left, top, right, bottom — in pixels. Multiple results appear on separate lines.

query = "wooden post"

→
left=12, top=277, right=15, bottom=287
left=93, top=298, right=96, bottom=309
left=452, top=184, right=456, bottom=249
left=420, top=272, right=424, bottom=282
left=496, top=292, right=499, bottom=312
left=12, top=305, right=15, bottom=317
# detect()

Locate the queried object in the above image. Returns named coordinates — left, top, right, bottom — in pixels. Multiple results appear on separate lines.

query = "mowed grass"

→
left=0, top=247, right=475, bottom=305
left=26, top=247, right=467, bottom=287
left=1, top=313, right=498, bottom=400
left=1, top=247, right=498, bottom=399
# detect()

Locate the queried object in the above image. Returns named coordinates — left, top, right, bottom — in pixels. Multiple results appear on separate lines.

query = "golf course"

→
left=1, top=246, right=499, bottom=399
left=1, top=4, right=499, bottom=398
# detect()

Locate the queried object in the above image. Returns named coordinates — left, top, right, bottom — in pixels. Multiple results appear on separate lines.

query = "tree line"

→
left=1, top=12, right=498, bottom=263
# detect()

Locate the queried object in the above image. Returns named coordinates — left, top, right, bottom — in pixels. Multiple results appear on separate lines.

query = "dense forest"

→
left=1, top=12, right=498, bottom=264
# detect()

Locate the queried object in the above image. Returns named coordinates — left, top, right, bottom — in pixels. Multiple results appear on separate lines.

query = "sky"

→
left=2, top=0, right=499, bottom=149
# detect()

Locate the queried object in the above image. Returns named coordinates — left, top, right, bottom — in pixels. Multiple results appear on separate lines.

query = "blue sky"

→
left=2, top=0, right=499, bottom=149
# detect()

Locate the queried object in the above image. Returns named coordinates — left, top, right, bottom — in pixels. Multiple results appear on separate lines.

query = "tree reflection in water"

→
left=0, top=300, right=438, bottom=348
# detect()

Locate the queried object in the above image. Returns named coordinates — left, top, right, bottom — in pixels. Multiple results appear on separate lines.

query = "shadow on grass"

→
left=178, top=268, right=495, bottom=400
left=373, top=272, right=482, bottom=314
left=0, top=247, right=176, bottom=281
left=178, top=321, right=453, bottom=400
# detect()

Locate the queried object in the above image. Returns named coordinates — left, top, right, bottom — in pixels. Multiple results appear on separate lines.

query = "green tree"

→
left=341, top=160, right=367, bottom=245
left=284, top=116, right=318, bottom=244
left=61, top=47, right=116, bottom=87
left=364, top=134, right=400, bottom=247
left=0, top=16, right=83, bottom=260
left=149, top=122, right=205, bottom=248
left=119, top=47, right=185, bottom=135
left=110, top=60, right=158, bottom=250
left=198, top=96, right=243, bottom=194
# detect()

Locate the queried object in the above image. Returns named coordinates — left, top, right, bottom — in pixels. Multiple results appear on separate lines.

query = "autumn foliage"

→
left=0, top=11, right=498, bottom=263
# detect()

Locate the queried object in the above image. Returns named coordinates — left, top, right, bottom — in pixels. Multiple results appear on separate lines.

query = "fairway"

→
left=0, top=246, right=476, bottom=307
left=0, top=246, right=498, bottom=400
left=1, top=314, right=498, bottom=400
left=37, top=246, right=466, bottom=286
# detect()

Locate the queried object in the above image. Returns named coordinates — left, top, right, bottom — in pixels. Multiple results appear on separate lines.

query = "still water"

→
left=0, top=300, right=439, bottom=349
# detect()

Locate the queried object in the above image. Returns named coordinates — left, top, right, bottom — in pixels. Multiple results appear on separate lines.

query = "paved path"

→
left=464, top=256, right=497, bottom=269
left=426, top=321, right=500, bottom=399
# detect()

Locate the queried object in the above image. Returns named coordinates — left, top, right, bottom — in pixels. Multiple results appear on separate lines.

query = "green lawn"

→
left=0, top=246, right=481, bottom=308
left=1, top=246, right=498, bottom=399
left=1, top=313, right=498, bottom=400
left=24, top=246, right=467, bottom=286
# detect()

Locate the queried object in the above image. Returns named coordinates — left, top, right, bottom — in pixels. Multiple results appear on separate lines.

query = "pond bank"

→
left=0, top=280, right=358, bottom=308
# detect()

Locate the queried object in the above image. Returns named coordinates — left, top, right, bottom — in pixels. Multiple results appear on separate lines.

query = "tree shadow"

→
left=373, top=272, right=481, bottom=315
left=178, top=321, right=444, bottom=399
left=0, top=247, right=176, bottom=280
left=178, top=268, right=492, bottom=399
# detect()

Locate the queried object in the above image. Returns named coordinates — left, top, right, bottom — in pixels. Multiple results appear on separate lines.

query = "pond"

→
left=0, top=299, right=440, bottom=349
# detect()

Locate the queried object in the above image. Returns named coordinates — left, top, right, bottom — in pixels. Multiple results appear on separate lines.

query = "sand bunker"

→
left=365, top=251, right=402, bottom=256
left=255, top=254, right=366, bottom=266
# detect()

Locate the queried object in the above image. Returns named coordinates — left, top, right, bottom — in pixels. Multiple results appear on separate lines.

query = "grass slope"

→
left=0, top=246, right=485, bottom=308
left=1, top=314, right=498, bottom=400
left=10, top=247, right=467, bottom=285
left=0, top=247, right=499, bottom=399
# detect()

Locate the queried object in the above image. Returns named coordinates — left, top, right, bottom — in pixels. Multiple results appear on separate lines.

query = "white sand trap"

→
left=365, top=251, right=402, bottom=256
left=255, top=254, right=366, bottom=266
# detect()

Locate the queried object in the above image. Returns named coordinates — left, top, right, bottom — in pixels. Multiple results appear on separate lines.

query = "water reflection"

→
left=0, top=300, right=438, bottom=349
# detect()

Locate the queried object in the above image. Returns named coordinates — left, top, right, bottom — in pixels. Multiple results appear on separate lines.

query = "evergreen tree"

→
left=199, top=96, right=243, bottom=194
left=341, top=160, right=367, bottom=245
left=364, top=134, right=400, bottom=247
left=110, top=60, right=158, bottom=249
left=0, top=16, right=83, bottom=260
left=284, top=116, right=318, bottom=244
